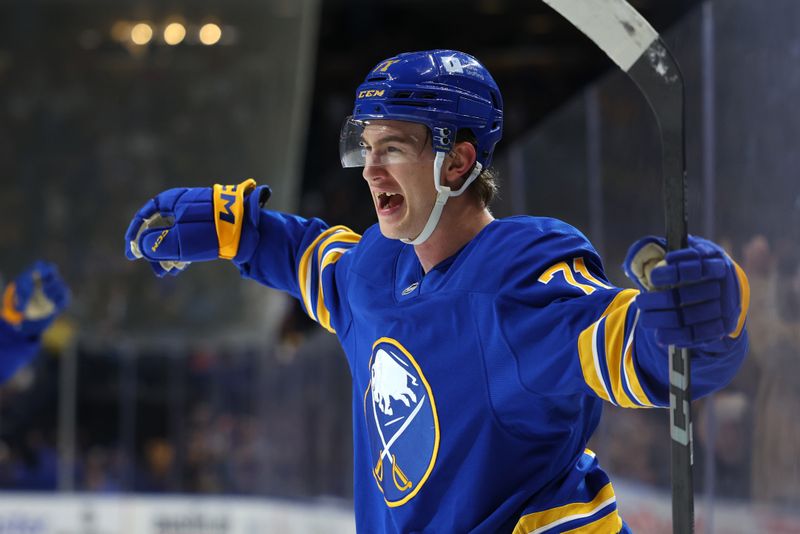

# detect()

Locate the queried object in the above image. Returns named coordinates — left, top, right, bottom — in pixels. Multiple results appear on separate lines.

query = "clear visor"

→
left=339, top=117, right=434, bottom=168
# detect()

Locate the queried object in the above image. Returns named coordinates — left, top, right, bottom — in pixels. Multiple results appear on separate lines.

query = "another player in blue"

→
left=124, top=50, right=749, bottom=533
left=0, top=261, right=69, bottom=383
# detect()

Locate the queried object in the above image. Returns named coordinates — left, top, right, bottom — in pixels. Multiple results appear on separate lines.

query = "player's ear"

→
left=443, top=142, right=477, bottom=187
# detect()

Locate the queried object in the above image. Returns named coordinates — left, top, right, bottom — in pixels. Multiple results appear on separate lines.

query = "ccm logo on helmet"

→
left=358, top=89, right=385, bottom=98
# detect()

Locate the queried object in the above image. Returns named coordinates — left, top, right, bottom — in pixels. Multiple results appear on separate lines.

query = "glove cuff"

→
left=728, top=260, right=750, bottom=339
left=234, top=184, right=272, bottom=265
left=213, top=179, right=258, bottom=259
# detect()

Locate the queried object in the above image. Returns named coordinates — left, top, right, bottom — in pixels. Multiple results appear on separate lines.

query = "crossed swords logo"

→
left=371, top=389, right=427, bottom=493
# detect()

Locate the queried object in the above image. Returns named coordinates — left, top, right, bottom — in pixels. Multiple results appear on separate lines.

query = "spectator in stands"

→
left=0, top=261, right=69, bottom=383
left=751, top=242, right=800, bottom=505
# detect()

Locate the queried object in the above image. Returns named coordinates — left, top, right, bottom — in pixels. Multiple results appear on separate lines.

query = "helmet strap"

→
left=401, top=151, right=483, bottom=246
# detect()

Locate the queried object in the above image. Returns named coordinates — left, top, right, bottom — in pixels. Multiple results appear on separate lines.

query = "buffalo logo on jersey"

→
left=365, top=338, right=439, bottom=507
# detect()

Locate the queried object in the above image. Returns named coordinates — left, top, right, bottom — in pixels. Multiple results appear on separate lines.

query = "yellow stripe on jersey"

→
left=729, top=260, right=750, bottom=339
left=562, top=507, right=623, bottom=533
left=621, top=309, right=655, bottom=407
left=315, top=231, right=361, bottom=333
left=578, top=321, right=612, bottom=403
left=298, top=227, right=344, bottom=321
left=316, top=248, right=345, bottom=333
left=602, top=289, right=653, bottom=408
left=602, top=290, right=634, bottom=406
left=1, top=283, right=23, bottom=326
left=297, top=225, right=360, bottom=330
left=579, top=289, right=646, bottom=406
left=512, top=482, right=621, bottom=534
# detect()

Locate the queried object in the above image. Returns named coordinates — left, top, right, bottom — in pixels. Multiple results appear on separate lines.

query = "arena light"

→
left=110, top=21, right=132, bottom=43
left=131, top=23, right=154, bottom=45
left=164, top=22, right=186, bottom=45
left=199, top=23, right=222, bottom=45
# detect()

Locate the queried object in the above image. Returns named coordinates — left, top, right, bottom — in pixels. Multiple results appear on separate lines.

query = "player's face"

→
left=360, top=120, right=437, bottom=241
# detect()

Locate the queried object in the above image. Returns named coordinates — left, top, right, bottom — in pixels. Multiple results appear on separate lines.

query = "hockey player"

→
left=0, top=261, right=69, bottom=383
left=124, top=50, right=749, bottom=533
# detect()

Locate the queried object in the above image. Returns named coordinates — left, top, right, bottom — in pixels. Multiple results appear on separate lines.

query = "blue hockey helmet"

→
left=340, top=49, right=504, bottom=169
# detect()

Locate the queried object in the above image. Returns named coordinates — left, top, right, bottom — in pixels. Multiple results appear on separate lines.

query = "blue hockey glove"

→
left=2, top=261, right=70, bottom=337
left=124, top=179, right=271, bottom=277
left=624, top=235, right=749, bottom=349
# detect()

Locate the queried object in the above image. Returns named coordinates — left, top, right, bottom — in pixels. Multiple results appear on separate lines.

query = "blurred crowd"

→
left=0, top=3, right=365, bottom=502
left=0, top=304, right=353, bottom=499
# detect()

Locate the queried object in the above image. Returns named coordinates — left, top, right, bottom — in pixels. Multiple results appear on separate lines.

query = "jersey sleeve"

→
left=234, top=209, right=360, bottom=335
left=490, top=228, right=747, bottom=410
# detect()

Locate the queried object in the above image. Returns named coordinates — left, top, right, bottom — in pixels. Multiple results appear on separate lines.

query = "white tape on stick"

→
left=543, top=0, right=659, bottom=71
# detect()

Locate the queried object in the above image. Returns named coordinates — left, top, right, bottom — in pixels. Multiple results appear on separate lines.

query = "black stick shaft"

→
left=628, top=40, right=694, bottom=534
left=539, top=2, right=694, bottom=529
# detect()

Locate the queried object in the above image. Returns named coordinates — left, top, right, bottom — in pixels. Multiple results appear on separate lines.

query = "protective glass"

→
left=339, top=117, right=434, bottom=169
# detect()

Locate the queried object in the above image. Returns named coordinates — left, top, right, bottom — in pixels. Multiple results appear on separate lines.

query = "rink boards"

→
left=0, top=493, right=355, bottom=534
left=0, top=482, right=797, bottom=533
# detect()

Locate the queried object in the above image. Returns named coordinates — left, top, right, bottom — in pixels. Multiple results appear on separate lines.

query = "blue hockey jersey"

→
left=237, top=212, right=748, bottom=533
left=0, top=287, right=42, bottom=383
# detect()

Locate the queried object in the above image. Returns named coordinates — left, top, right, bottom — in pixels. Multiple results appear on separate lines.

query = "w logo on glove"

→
left=217, top=191, right=238, bottom=224
left=216, top=181, right=253, bottom=225
left=213, top=180, right=256, bottom=259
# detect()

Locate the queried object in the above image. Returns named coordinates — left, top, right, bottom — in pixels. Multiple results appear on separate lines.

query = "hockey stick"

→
left=541, top=1, right=692, bottom=532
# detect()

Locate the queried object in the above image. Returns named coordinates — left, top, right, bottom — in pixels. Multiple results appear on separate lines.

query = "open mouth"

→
left=377, top=191, right=405, bottom=213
